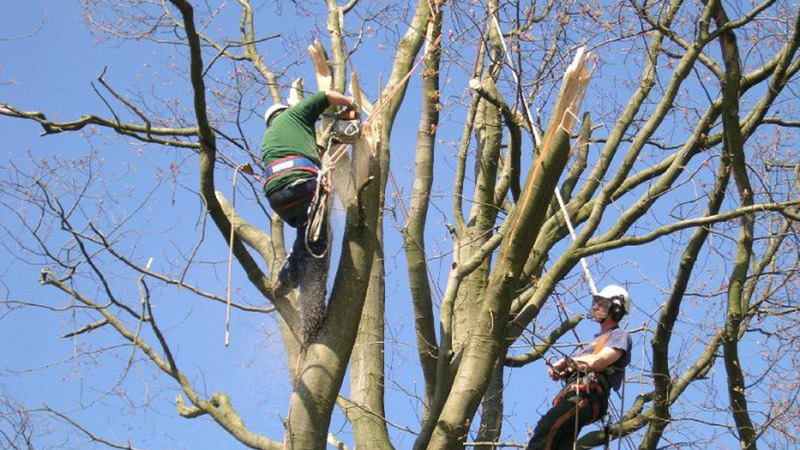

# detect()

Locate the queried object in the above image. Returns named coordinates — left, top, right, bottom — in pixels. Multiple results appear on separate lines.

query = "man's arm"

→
left=570, top=347, right=624, bottom=372
left=324, top=90, right=356, bottom=108
left=548, top=347, right=624, bottom=380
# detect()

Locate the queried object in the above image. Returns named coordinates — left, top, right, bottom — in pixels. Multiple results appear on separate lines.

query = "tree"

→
left=1, top=0, right=799, bottom=449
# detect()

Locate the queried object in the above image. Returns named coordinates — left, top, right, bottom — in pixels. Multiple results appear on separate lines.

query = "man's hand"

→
left=326, top=91, right=357, bottom=110
left=338, top=109, right=359, bottom=120
left=547, top=359, right=571, bottom=380
left=572, top=359, right=590, bottom=373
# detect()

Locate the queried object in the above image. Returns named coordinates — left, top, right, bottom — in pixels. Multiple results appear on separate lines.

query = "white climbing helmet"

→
left=594, top=284, right=631, bottom=319
left=264, top=103, right=289, bottom=127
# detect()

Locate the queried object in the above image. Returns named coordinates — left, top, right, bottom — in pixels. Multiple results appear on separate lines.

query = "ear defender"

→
left=609, top=296, right=626, bottom=321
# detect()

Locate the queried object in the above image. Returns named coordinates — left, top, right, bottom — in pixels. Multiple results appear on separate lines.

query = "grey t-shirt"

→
left=576, top=327, right=632, bottom=391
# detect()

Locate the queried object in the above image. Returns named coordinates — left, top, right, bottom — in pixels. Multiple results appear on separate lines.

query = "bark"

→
left=350, top=69, right=393, bottom=450
left=456, top=10, right=512, bottom=441
left=453, top=92, right=501, bottom=352
left=404, top=4, right=443, bottom=419
left=284, top=130, right=380, bottom=449
left=474, top=360, right=503, bottom=449
left=712, top=1, right=759, bottom=447
left=324, top=0, right=348, bottom=93
left=350, top=244, right=393, bottom=450
left=520, top=0, right=683, bottom=285
left=511, top=10, right=718, bottom=330
left=639, top=158, right=731, bottom=449
left=346, top=1, right=439, bottom=447
left=314, top=3, right=393, bottom=448
left=515, top=0, right=784, bottom=325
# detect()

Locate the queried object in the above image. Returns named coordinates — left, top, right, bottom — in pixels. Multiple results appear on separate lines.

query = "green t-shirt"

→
left=261, top=91, right=330, bottom=194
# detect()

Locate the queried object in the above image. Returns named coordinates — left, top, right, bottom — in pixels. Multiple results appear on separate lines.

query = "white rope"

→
left=618, top=375, right=626, bottom=450
left=305, top=168, right=330, bottom=259
left=554, top=188, right=598, bottom=295
left=304, top=119, right=346, bottom=259
left=224, top=165, right=244, bottom=347
left=493, top=13, right=596, bottom=297
left=491, top=14, right=535, bottom=130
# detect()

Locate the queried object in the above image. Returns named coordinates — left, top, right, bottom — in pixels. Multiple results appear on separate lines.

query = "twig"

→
left=45, top=405, right=148, bottom=450
left=60, top=319, right=110, bottom=338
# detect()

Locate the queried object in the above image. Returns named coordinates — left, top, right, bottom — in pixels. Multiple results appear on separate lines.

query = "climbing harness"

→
left=263, top=156, right=321, bottom=186
left=547, top=332, right=617, bottom=450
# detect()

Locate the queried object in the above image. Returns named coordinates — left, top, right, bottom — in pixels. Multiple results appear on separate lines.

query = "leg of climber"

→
left=526, top=383, right=607, bottom=450
left=266, top=177, right=317, bottom=294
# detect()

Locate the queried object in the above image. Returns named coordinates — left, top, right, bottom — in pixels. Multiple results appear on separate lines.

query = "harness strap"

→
left=273, top=191, right=315, bottom=212
left=552, top=378, right=605, bottom=406
left=263, top=156, right=320, bottom=187
left=593, top=333, right=611, bottom=354
left=592, top=331, right=623, bottom=377
left=592, top=371, right=611, bottom=392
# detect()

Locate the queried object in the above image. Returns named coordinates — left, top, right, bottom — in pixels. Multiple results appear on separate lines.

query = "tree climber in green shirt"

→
left=262, top=90, right=357, bottom=341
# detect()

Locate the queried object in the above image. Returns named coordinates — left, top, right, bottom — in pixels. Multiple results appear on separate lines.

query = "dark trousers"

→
left=527, top=381, right=608, bottom=450
left=266, top=177, right=330, bottom=340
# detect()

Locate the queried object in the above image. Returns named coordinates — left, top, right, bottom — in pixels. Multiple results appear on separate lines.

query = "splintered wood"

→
left=539, top=47, right=593, bottom=155
left=288, top=78, right=304, bottom=107
left=308, top=40, right=333, bottom=92
left=349, top=71, right=374, bottom=118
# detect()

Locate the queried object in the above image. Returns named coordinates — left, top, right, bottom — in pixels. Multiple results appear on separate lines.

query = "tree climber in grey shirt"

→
left=527, top=285, right=634, bottom=450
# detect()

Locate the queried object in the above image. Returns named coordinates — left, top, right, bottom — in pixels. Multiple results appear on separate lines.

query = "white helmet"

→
left=594, top=285, right=631, bottom=319
left=264, top=103, right=289, bottom=127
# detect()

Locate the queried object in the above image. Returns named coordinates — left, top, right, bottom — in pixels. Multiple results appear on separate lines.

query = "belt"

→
left=553, top=373, right=608, bottom=405
left=263, top=156, right=320, bottom=186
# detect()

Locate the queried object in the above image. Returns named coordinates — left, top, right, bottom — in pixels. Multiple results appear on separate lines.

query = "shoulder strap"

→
left=592, top=333, right=611, bottom=355
left=593, top=331, right=625, bottom=377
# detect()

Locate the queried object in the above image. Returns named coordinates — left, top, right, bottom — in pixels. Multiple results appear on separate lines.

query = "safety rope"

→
left=572, top=380, right=581, bottom=450
left=554, top=188, right=598, bottom=295
left=618, top=373, right=626, bottom=450
left=303, top=109, right=358, bottom=259
left=224, top=164, right=245, bottom=347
